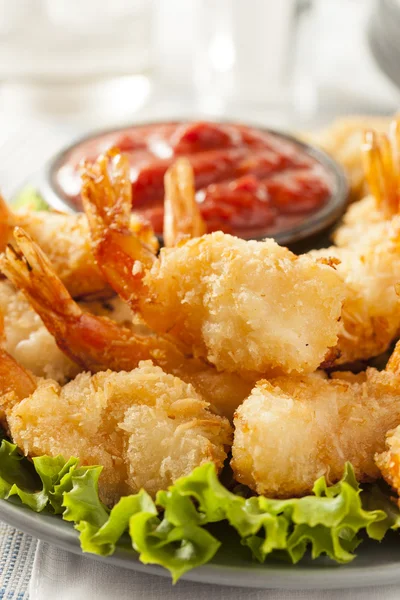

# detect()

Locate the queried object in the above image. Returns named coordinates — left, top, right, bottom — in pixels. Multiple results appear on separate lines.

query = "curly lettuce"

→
left=0, top=438, right=399, bottom=582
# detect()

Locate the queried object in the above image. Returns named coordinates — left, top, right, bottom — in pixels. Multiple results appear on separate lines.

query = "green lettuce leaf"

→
left=156, top=462, right=387, bottom=566
left=12, top=186, right=49, bottom=211
left=361, top=481, right=400, bottom=539
left=0, top=440, right=78, bottom=512
left=61, top=461, right=219, bottom=581
left=130, top=513, right=220, bottom=583
left=1, top=438, right=399, bottom=582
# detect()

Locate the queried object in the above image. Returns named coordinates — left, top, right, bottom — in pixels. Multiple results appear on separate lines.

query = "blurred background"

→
left=0, top=0, right=399, bottom=195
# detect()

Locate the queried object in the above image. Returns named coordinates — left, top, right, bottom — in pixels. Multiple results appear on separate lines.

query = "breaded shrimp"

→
left=1, top=358, right=232, bottom=506
left=332, top=196, right=381, bottom=248
left=0, top=229, right=187, bottom=373
left=0, top=193, right=158, bottom=299
left=375, top=427, right=400, bottom=497
left=81, top=151, right=345, bottom=378
left=0, top=228, right=252, bottom=418
left=306, top=120, right=400, bottom=364
left=311, top=217, right=400, bottom=365
left=301, top=115, right=392, bottom=202
left=0, top=271, right=135, bottom=383
left=333, top=119, right=400, bottom=247
left=375, top=350, right=400, bottom=496
left=232, top=340, right=400, bottom=498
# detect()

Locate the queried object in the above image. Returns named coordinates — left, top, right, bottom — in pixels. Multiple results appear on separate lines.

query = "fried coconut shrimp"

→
left=0, top=355, right=232, bottom=506
left=0, top=194, right=158, bottom=299
left=375, top=427, right=400, bottom=497
left=0, top=228, right=252, bottom=419
left=311, top=218, right=400, bottom=365
left=301, top=115, right=392, bottom=202
left=333, top=120, right=400, bottom=247
left=375, top=347, right=400, bottom=496
left=232, top=340, right=400, bottom=498
left=81, top=151, right=345, bottom=378
left=308, top=123, right=400, bottom=364
left=0, top=271, right=135, bottom=383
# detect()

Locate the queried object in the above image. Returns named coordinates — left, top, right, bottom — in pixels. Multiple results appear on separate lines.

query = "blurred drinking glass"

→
left=0, top=0, right=153, bottom=122
left=193, top=0, right=307, bottom=126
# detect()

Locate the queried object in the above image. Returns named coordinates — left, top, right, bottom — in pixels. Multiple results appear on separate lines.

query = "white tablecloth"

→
left=28, top=541, right=400, bottom=600
left=0, top=522, right=36, bottom=599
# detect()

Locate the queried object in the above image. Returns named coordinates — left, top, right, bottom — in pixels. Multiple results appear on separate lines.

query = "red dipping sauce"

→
left=52, top=121, right=335, bottom=239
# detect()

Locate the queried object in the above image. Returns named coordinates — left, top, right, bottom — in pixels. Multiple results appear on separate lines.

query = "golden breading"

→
left=138, top=233, right=345, bottom=378
left=81, top=150, right=346, bottom=379
left=4, top=361, right=232, bottom=506
left=332, top=117, right=400, bottom=246
left=0, top=196, right=158, bottom=299
left=231, top=352, right=400, bottom=498
left=375, top=426, right=400, bottom=495
left=0, top=229, right=252, bottom=419
left=310, top=216, right=400, bottom=364
left=332, top=196, right=381, bottom=247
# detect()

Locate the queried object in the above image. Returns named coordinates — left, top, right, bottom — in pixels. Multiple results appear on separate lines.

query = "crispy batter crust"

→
left=140, top=232, right=345, bottom=378
left=232, top=365, right=400, bottom=497
left=376, top=427, right=400, bottom=496
left=5, top=361, right=232, bottom=506
left=311, top=216, right=400, bottom=364
left=0, top=201, right=158, bottom=300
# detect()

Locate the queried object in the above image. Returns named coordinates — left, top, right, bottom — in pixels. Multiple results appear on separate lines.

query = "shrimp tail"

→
left=362, top=119, right=400, bottom=217
left=0, top=307, right=36, bottom=422
left=163, top=158, right=206, bottom=247
left=0, top=193, right=12, bottom=253
left=81, top=149, right=132, bottom=237
left=0, top=227, right=93, bottom=368
left=1, top=227, right=81, bottom=323
left=0, top=227, right=186, bottom=374
left=81, top=149, right=155, bottom=306
left=0, top=348, right=37, bottom=404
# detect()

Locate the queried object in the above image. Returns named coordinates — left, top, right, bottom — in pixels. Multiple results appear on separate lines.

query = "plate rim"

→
left=2, top=497, right=400, bottom=590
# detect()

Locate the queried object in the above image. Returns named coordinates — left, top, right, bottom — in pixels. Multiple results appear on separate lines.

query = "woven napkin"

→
left=0, top=521, right=37, bottom=599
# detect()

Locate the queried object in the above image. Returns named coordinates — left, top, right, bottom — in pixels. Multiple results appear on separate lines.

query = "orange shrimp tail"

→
left=81, top=149, right=155, bottom=307
left=81, top=150, right=132, bottom=235
left=0, top=228, right=81, bottom=322
left=0, top=193, right=12, bottom=253
left=0, top=227, right=185, bottom=374
left=0, top=348, right=37, bottom=402
left=163, top=158, right=206, bottom=247
left=362, top=119, right=400, bottom=217
left=0, top=306, right=36, bottom=405
left=0, top=227, right=94, bottom=366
